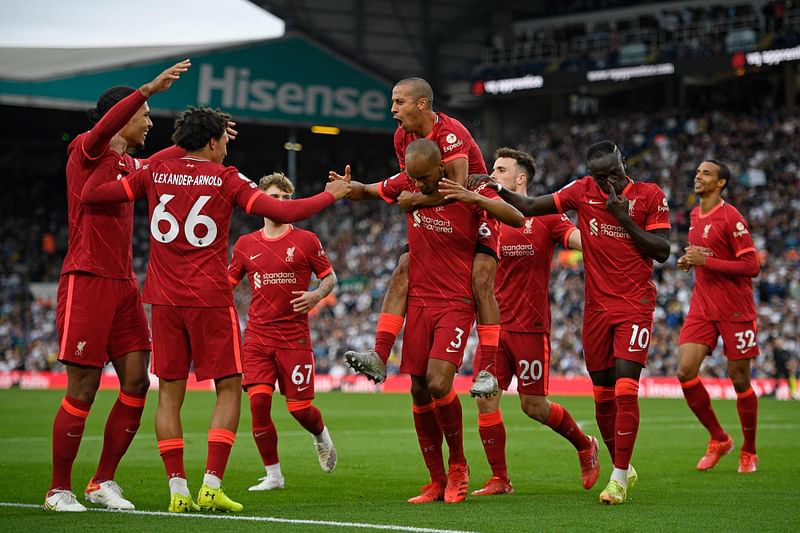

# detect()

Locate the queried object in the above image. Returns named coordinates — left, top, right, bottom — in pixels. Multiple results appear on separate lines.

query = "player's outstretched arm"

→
left=438, top=178, right=523, bottom=227
left=606, top=187, right=670, bottom=262
left=448, top=175, right=558, bottom=217
left=81, top=168, right=142, bottom=205
left=397, top=190, right=448, bottom=211
left=246, top=180, right=349, bottom=223
left=328, top=164, right=383, bottom=200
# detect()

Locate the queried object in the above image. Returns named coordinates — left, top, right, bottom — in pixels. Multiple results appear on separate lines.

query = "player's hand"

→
left=328, top=164, right=352, bottom=183
left=465, top=173, right=496, bottom=190
left=605, top=186, right=630, bottom=222
left=440, top=178, right=480, bottom=204
left=290, top=290, right=321, bottom=313
left=325, top=179, right=350, bottom=200
left=226, top=121, right=238, bottom=141
left=677, top=254, right=692, bottom=272
left=683, top=245, right=707, bottom=266
left=140, top=59, right=191, bottom=96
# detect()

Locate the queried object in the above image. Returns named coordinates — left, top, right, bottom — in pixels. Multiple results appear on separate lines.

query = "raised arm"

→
left=328, top=164, right=384, bottom=201
left=246, top=180, right=349, bottom=223
left=83, top=60, right=191, bottom=158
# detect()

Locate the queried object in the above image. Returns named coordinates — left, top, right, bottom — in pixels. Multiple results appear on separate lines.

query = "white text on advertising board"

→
left=198, top=64, right=387, bottom=121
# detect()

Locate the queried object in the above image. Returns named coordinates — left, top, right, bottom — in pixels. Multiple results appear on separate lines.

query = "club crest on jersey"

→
left=589, top=217, right=599, bottom=236
left=523, top=219, right=534, bottom=234
left=285, top=246, right=296, bottom=262
left=75, top=341, right=87, bottom=358
left=253, top=272, right=262, bottom=289
left=733, top=221, right=749, bottom=238
left=703, top=224, right=712, bottom=239
left=412, top=210, right=422, bottom=228
left=627, top=198, right=637, bottom=217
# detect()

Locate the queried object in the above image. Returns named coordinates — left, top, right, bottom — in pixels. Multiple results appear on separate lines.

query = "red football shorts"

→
left=582, top=308, right=654, bottom=372
left=679, top=316, right=760, bottom=360
left=150, top=305, right=242, bottom=381
left=475, top=331, right=550, bottom=396
left=242, top=344, right=316, bottom=400
left=56, top=273, right=151, bottom=367
left=401, top=304, right=475, bottom=376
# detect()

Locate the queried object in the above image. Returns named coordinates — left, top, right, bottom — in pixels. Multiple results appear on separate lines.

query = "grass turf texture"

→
left=0, top=389, right=797, bottom=532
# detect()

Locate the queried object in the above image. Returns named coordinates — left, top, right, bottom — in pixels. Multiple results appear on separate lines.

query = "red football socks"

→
left=476, top=324, right=500, bottom=372
left=613, top=378, right=640, bottom=470
left=478, top=410, right=508, bottom=481
left=374, top=313, right=404, bottom=364
left=50, top=396, right=92, bottom=490
left=681, top=376, right=728, bottom=442
left=736, top=387, right=758, bottom=454
left=434, top=389, right=466, bottom=465
left=249, top=385, right=278, bottom=465
left=157, top=438, right=186, bottom=479
left=412, top=402, right=445, bottom=483
left=592, top=385, right=616, bottom=460
left=545, top=402, right=591, bottom=451
left=93, top=391, right=146, bottom=483
left=287, top=399, right=325, bottom=436
left=206, top=428, right=236, bottom=479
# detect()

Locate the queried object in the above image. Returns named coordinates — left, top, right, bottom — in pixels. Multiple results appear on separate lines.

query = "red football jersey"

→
left=553, top=176, right=670, bottom=312
left=378, top=173, right=498, bottom=307
left=686, top=201, right=757, bottom=321
left=496, top=214, right=577, bottom=333
left=394, top=112, right=487, bottom=175
left=229, top=227, right=333, bottom=347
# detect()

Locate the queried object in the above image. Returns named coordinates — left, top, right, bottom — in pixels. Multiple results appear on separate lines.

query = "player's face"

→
left=588, top=153, right=627, bottom=195
left=208, top=131, right=229, bottom=163
left=408, top=160, right=444, bottom=195
left=694, top=161, right=724, bottom=195
left=491, top=157, right=520, bottom=191
left=263, top=184, right=292, bottom=201
left=119, top=102, right=152, bottom=150
left=391, top=83, right=425, bottom=132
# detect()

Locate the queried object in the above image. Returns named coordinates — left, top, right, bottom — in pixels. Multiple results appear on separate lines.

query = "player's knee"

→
left=410, top=379, right=430, bottom=404
left=520, top=396, right=548, bottom=422
left=729, top=367, right=751, bottom=391
left=426, top=377, right=451, bottom=399
left=676, top=365, right=698, bottom=383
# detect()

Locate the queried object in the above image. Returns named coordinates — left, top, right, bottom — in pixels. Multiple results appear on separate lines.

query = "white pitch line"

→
left=0, top=502, right=480, bottom=533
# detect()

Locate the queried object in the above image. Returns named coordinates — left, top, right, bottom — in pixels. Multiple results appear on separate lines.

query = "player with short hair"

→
left=367, top=138, right=522, bottom=504
left=81, top=107, right=349, bottom=513
left=45, top=60, right=190, bottom=513
left=448, top=148, right=599, bottom=496
left=446, top=140, right=671, bottom=505
left=228, top=173, right=338, bottom=492
left=676, top=159, right=761, bottom=474
left=341, top=77, right=503, bottom=398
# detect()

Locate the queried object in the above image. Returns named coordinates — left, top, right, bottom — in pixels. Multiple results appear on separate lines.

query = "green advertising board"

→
left=0, top=36, right=395, bottom=132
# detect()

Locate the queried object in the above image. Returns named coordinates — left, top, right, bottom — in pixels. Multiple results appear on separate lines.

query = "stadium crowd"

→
left=1, top=107, right=798, bottom=387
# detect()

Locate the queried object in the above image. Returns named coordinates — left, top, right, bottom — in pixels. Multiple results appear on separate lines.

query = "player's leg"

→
left=729, top=357, right=759, bottom=473
left=470, top=252, right=500, bottom=398
left=345, top=252, right=409, bottom=383
left=428, top=357, right=468, bottom=504
left=583, top=309, right=617, bottom=463
left=472, top=393, right=513, bottom=495
left=246, top=384, right=283, bottom=490
left=155, top=378, right=196, bottom=512
left=677, top=339, right=733, bottom=470
left=520, top=394, right=599, bottom=489
left=408, top=374, right=446, bottom=503
left=45, top=363, right=100, bottom=512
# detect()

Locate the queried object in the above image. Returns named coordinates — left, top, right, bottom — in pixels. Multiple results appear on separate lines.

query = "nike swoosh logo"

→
left=588, top=200, right=603, bottom=204
left=445, top=348, right=460, bottom=353
left=249, top=253, right=262, bottom=260
left=124, top=428, right=138, bottom=434
left=254, top=431, right=268, bottom=438
left=520, top=381, right=536, bottom=387
left=740, top=348, right=752, bottom=354
left=627, top=347, right=644, bottom=352
left=617, top=431, right=634, bottom=436
left=66, top=432, right=83, bottom=438
left=297, top=385, right=311, bottom=392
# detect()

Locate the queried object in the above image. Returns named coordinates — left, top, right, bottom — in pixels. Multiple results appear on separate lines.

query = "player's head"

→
left=587, top=140, right=627, bottom=195
left=259, top=172, right=294, bottom=200
left=492, top=147, right=537, bottom=194
left=89, top=86, right=152, bottom=151
left=172, top=106, right=231, bottom=163
left=695, top=159, right=731, bottom=196
left=391, top=77, right=434, bottom=132
left=405, top=138, right=443, bottom=194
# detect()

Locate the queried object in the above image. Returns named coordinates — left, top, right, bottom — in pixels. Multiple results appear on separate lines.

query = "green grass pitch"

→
left=0, top=389, right=797, bottom=532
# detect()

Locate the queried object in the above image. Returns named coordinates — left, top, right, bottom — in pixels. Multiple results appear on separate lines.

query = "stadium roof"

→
left=0, top=0, right=285, bottom=81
